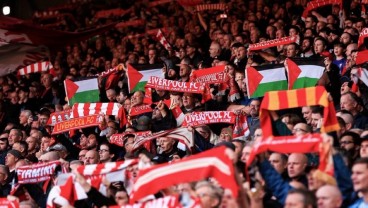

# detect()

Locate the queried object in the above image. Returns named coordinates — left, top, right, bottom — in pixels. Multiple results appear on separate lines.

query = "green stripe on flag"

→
left=133, top=81, right=148, bottom=92
left=251, top=80, right=288, bottom=98
left=69, top=90, right=100, bottom=105
left=292, top=77, right=319, bottom=89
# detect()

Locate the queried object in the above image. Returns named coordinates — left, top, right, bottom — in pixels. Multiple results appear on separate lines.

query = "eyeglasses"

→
left=220, top=133, right=231, bottom=137
left=99, top=149, right=109, bottom=153
left=340, top=141, right=354, bottom=145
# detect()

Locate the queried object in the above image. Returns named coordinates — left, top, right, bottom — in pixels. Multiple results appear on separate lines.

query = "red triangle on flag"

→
left=64, top=79, right=79, bottom=100
left=127, top=64, right=143, bottom=92
left=246, top=66, right=263, bottom=97
left=285, top=59, right=302, bottom=90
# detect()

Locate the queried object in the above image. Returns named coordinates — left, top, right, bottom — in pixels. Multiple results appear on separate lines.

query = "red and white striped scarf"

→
left=248, top=36, right=298, bottom=52
left=132, top=127, right=193, bottom=152
left=77, top=160, right=138, bottom=195
left=358, top=28, right=368, bottom=48
left=181, top=111, right=236, bottom=127
left=18, top=61, right=53, bottom=75
left=47, top=176, right=87, bottom=208
left=156, top=29, right=171, bottom=51
left=71, top=103, right=122, bottom=118
left=302, top=0, right=342, bottom=19
left=195, top=3, right=226, bottom=12
left=130, top=146, right=238, bottom=203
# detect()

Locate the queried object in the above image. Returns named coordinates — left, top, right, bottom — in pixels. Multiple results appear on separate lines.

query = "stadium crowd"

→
left=2, top=0, right=368, bottom=207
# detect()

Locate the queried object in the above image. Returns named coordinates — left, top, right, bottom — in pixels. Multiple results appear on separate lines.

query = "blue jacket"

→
left=333, top=154, right=357, bottom=207
left=258, top=160, right=293, bottom=204
left=258, top=154, right=356, bottom=206
left=349, top=198, right=368, bottom=208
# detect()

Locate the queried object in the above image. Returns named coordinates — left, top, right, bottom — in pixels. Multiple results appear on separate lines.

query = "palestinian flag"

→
left=245, top=64, right=288, bottom=98
left=286, top=57, right=325, bottom=90
left=351, top=67, right=368, bottom=87
left=64, top=78, right=99, bottom=106
left=126, top=63, right=163, bottom=92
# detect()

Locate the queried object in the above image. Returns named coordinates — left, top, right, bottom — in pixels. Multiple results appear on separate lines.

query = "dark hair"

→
left=353, top=157, right=368, bottom=167
left=287, top=189, right=317, bottom=208
left=311, top=105, right=324, bottom=116
left=340, top=131, right=361, bottom=146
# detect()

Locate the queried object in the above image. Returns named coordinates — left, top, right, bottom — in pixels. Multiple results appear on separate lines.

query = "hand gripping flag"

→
left=129, top=146, right=238, bottom=203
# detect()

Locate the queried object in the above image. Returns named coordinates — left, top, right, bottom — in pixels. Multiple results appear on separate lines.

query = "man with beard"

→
left=247, top=99, right=260, bottom=136
left=301, top=37, right=314, bottom=57
left=339, top=131, right=360, bottom=164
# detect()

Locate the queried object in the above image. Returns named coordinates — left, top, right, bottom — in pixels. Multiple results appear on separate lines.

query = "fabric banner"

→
left=0, top=43, right=49, bottom=77
left=145, top=77, right=205, bottom=94
left=115, top=19, right=145, bottom=29
left=77, top=160, right=137, bottom=194
left=18, top=61, right=53, bottom=76
left=196, top=3, right=226, bottom=12
left=232, top=114, right=250, bottom=140
left=77, top=160, right=137, bottom=176
left=248, top=36, right=298, bottom=51
left=302, top=0, right=342, bottom=19
left=47, top=109, right=72, bottom=126
left=129, top=104, right=153, bottom=117
left=71, top=103, right=122, bottom=118
left=260, top=86, right=340, bottom=138
left=358, top=28, right=368, bottom=48
left=356, top=50, right=368, bottom=65
left=0, top=197, right=19, bottom=208
left=351, top=67, right=368, bottom=87
left=52, top=114, right=102, bottom=135
left=285, top=57, right=325, bottom=90
left=245, top=64, right=288, bottom=98
left=98, top=64, right=124, bottom=77
left=17, top=161, right=61, bottom=184
left=64, top=78, right=100, bottom=106
left=110, top=131, right=151, bottom=147
left=181, top=111, right=236, bottom=127
left=132, top=127, right=193, bottom=151
left=47, top=176, right=87, bottom=208
left=246, top=134, right=322, bottom=165
left=190, top=65, right=226, bottom=84
left=126, top=64, right=163, bottom=92
left=0, top=15, right=115, bottom=48
left=130, top=146, right=238, bottom=203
